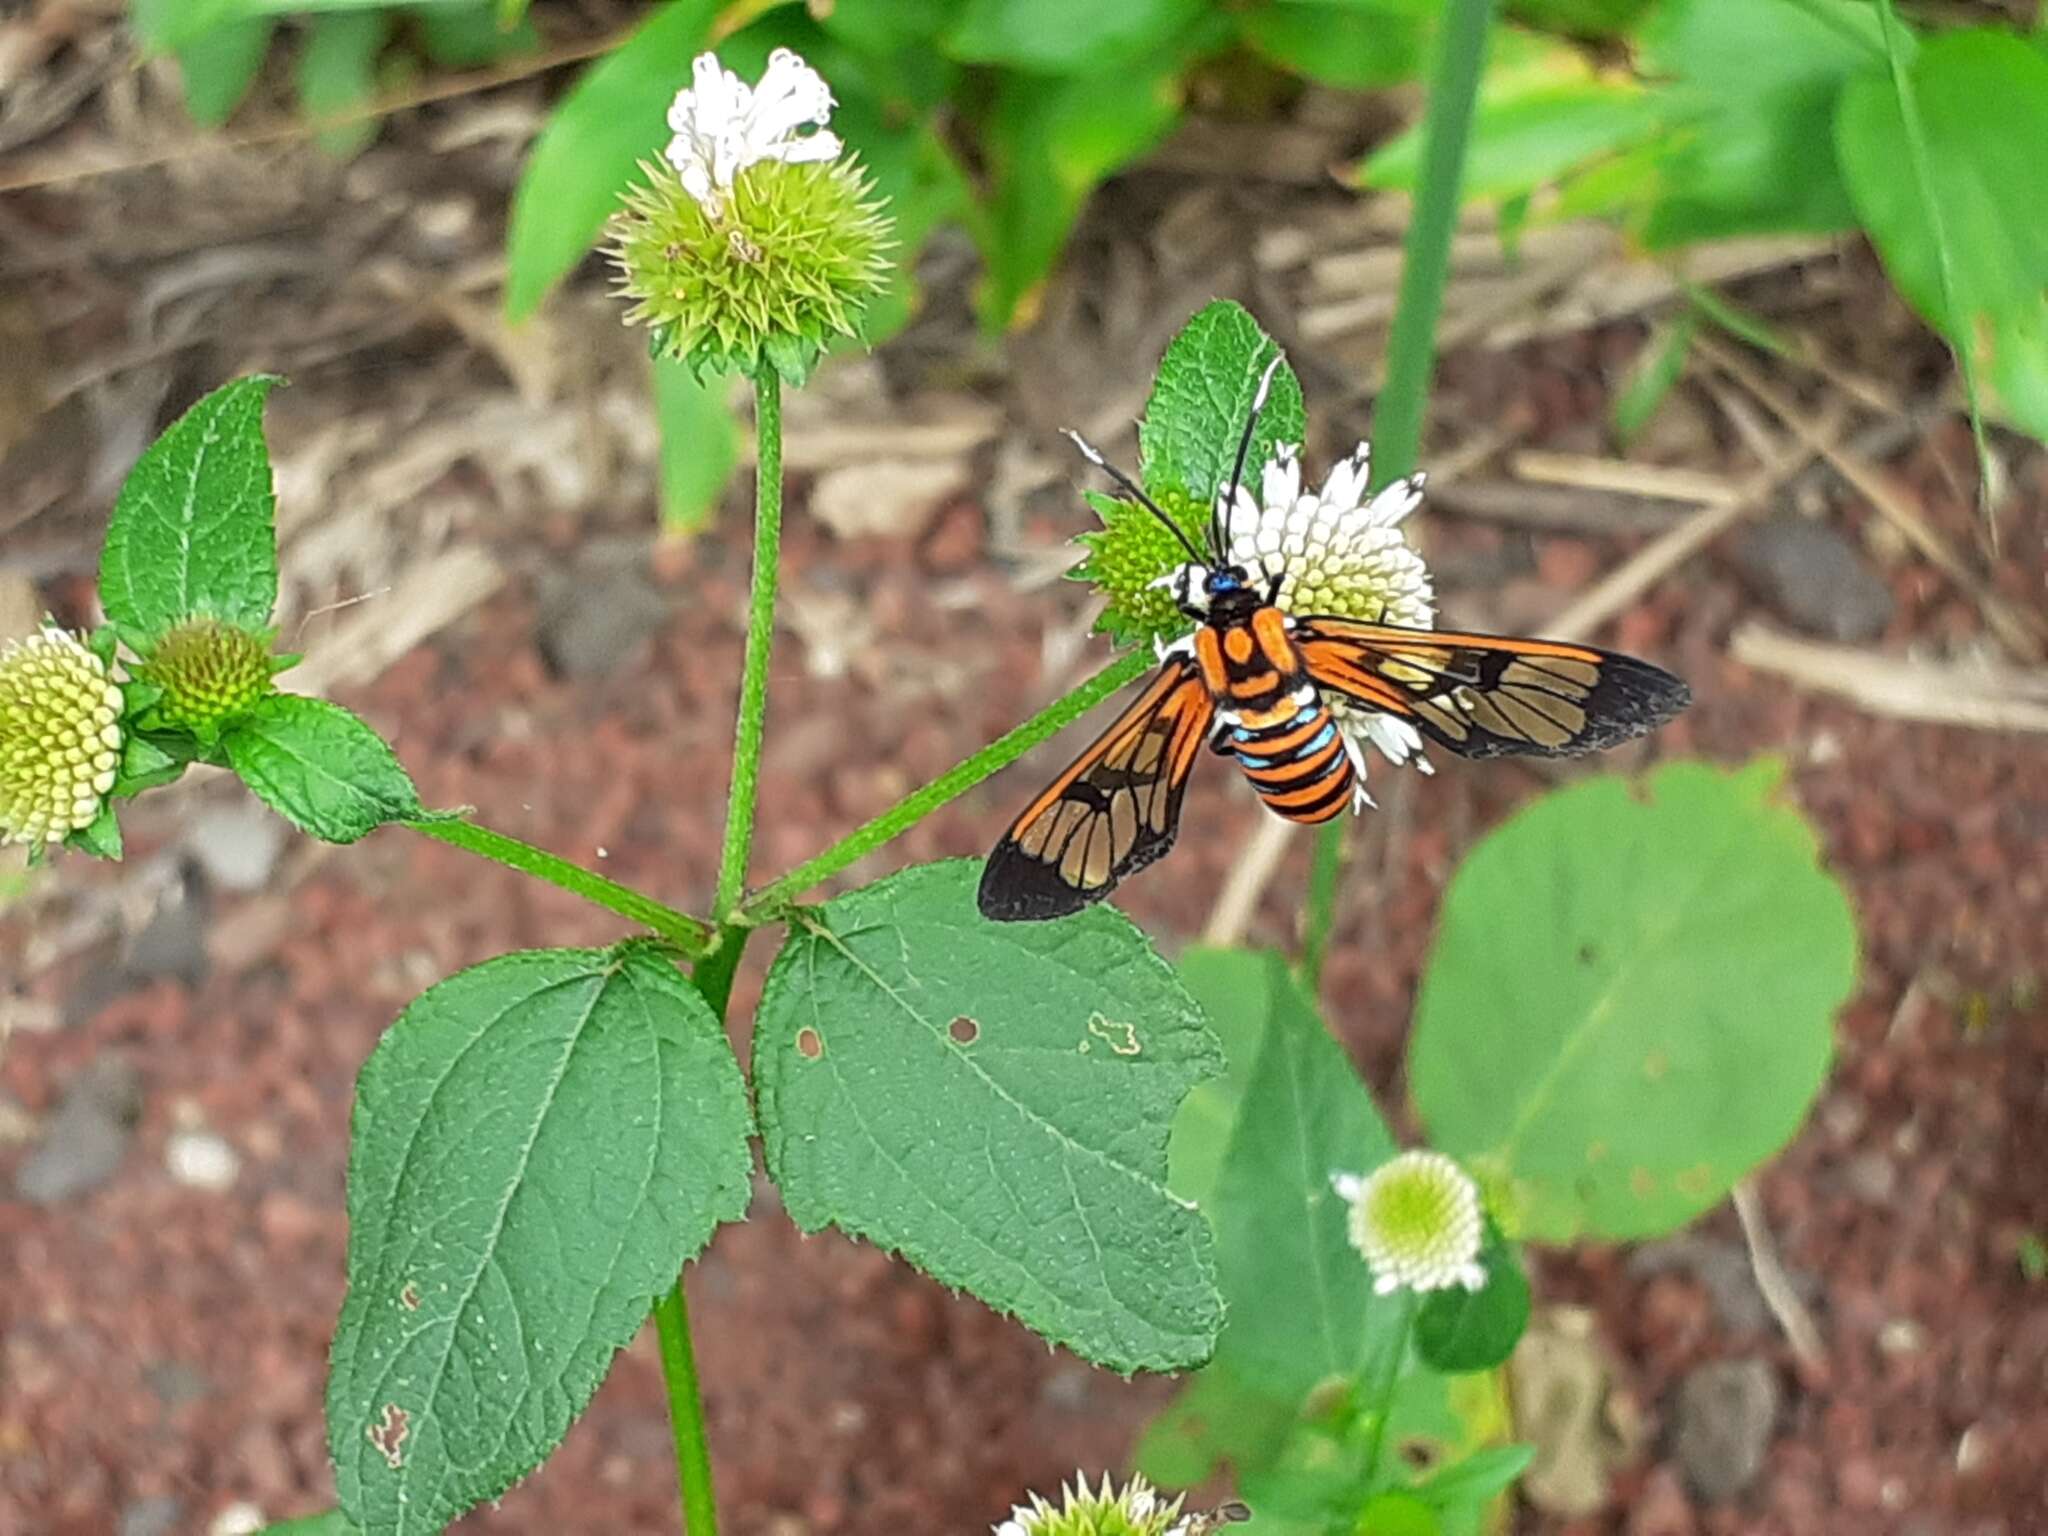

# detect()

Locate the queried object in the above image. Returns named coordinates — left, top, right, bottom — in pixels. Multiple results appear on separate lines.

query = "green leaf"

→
left=175, top=17, right=275, bottom=125
left=1413, top=1443, right=1535, bottom=1512
left=754, top=859, right=1224, bottom=1372
left=504, top=0, right=722, bottom=322
left=1506, top=0, right=1650, bottom=35
left=1413, top=1228, right=1530, bottom=1373
left=1133, top=1357, right=1300, bottom=1498
left=64, top=803, right=122, bottom=861
left=1242, top=1, right=1431, bottom=90
left=328, top=944, right=751, bottom=1535
left=1635, top=0, right=1890, bottom=246
left=1361, top=33, right=1669, bottom=204
left=652, top=359, right=736, bottom=534
left=411, top=1, right=537, bottom=69
left=297, top=10, right=390, bottom=158
left=1610, top=309, right=1697, bottom=446
left=947, top=0, right=1203, bottom=72
left=1204, top=951, right=1394, bottom=1397
left=223, top=694, right=423, bottom=843
left=100, top=376, right=282, bottom=640
left=1167, top=946, right=1278, bottom=1207
left=1411, top=760, right=1855, bottom=1243
left=1835, top=29, right=2048, bottom=442
left=1138, top=300, right=1305, bottom=506
left=980, top=43, right=1201, bottom=327
left=259, top=1514, right=364, bottom=1536
left=111, top=734, right=192, bottom=798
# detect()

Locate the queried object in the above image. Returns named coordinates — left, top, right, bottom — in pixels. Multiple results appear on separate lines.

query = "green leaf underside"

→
left=175, top=17, right=275, bottom=125
left=1414, top=1228, right=1531, bottom=1374
left=223, top=695, right=422, bottom=843
left=1411, top=760, right=1855, bottom=1243
left=1632, top=0, right=1888, bottom=245
left=328, top=946, right=752, bottom=1535
left=652, top=358, right=737, bottom=533
left=257, top=1514, right=363, bottom=1536
left=504, top=0, right=722, bottom=321
left=100, top=376, right=281, bottom=639
left=1206, top=951, right=1396, bottom=1397
left=754, top=859, right=1224, bottom=1372
left=1139, top=301, right=1305, bottom=509
left=1835, top=30, right=2048, bottom=441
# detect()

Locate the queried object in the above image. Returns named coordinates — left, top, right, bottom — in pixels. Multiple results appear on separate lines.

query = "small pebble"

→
left=166, top=1130, right=241, bottom=1192
left=209, top=1503, right=265, bottom=1536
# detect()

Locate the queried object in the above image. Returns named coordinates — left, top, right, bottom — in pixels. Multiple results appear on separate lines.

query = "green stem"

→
left=648, top=369, right=787, bottom=1536
left=651, top=1280, right=719, bottom=1534
left=1306, top=0, right=1495, bottom=974
left=739, top=648, right=1152, bottom=919
left=1362, top=1292, right=1419, bottom=1490
left=714, top=369, right=785, bottom=920
left=406, top=818, right=712, bottom=955
left=1369, top=0, right=1496, bottom=495
left=1300, top=817, right=1346, bottom=987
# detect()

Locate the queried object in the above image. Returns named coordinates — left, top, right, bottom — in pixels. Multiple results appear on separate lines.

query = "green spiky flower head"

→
left=0, top=627, right=124, bottom=846
left=1070, top=487, right=1212, bottom=649
left=1333, top=1150, right=1487, bottom=1296
left=995, top=1473, right=1236, bottom=1536
left=138, top=617, right=273, bottom=732
left=609, top=48, right=893, bottom=385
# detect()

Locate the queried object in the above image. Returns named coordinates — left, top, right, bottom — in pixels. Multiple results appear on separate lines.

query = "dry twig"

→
left=1731, top=623, right=2048, bottom=733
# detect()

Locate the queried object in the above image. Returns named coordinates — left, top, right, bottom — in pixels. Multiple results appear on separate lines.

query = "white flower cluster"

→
left=995, top=1471, right=1200, bottom=1536
left=664, top=47, right=843, bottom=214
left=1224, top=441, right=1438, bottom=797
left=1332, top=1150, right=1488, bottom=1296
left=0, top=627, right=123, bottom=845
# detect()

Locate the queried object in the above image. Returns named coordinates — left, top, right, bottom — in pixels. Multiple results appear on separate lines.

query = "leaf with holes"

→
left=327, top=944, right=751, bottom=1535
left=754, top=859, right=1223, bottom=1371
left=1411, top=759, right=1854, bottom=1243
left=1138, top=300, right=1305, bottom=507
left=100, top=376, right=281, bottom=642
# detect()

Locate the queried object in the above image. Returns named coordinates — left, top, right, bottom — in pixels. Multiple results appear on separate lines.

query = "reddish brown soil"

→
left=4, top=356, right=2046, bottom=1536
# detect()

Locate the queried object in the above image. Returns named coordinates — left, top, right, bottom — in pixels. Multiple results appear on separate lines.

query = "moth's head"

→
left=1158, top=561, right=1255, bottom=620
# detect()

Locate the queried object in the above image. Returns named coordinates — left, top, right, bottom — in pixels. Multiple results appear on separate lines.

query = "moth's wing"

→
left=1294, top=617, right=1690, bottom=760
left=978, top=661, right=1215, bottom=921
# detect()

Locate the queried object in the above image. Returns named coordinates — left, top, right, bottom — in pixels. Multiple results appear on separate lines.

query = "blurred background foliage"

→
left=127, top=0, right=2048, bottom=528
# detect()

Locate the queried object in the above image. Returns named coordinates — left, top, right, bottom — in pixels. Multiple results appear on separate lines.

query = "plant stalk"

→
left=714, top=369, right=785, bottom=920
left=1305, top=0, right=1496, bottom=976
left=652, top=1279, right=720, bottom=1535
left=406, top=818, right=712, bottom=954
left=1362, top=1291, right=1419, bottom=1490
left=1300, top=817, right=1346, bottom=986
left=739, top=648, right=1152, bottom=919
left=650, top=368, right=789, bottom=1536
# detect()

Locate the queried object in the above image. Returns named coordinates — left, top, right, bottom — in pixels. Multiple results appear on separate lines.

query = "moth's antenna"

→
left=1062, top=429, right=1205, bottom=563
left=1214, top=354, right=1284, bottom=560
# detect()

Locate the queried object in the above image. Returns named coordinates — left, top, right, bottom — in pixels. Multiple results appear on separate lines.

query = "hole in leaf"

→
left=796, top=1027, right=823, bottom=1060
left=400, top=1282, right=421, bottom=1311
left=368, top=1402, right=410, bottom=1469
left=1398, top=1436, right=1442, bottom=1474
left=949, top=1016, right=979, bottom=1045
left=1086, top=1013, right=1141, bottom=1056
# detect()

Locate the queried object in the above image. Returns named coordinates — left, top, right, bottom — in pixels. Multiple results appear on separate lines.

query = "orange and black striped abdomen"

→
left=1227, top=700, right=1353, bottom=824
left=1195, top=607, right=1355, bottom=826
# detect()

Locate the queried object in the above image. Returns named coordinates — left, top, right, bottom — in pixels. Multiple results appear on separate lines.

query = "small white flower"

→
left=664, top=47, right=843, bottom=214
left=1221, top=440, right=1437, bottom=803
left=1332, top=1151, right=1487, bottom=1296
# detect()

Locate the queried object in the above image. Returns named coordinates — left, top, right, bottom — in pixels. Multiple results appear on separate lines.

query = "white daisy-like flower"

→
left=664, top=48, right=843, bottom=215
left=1221, top=440, right=1438, bottom=798
left=993, top=1471, right=1187, bottom=1536
left=1332, top=1151, right=1487, bottom=1296
left=0, top=627, right=123, bottom=846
